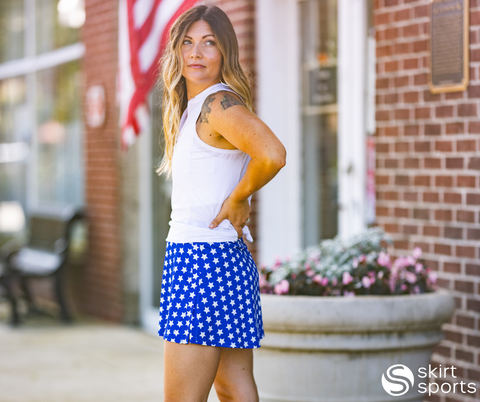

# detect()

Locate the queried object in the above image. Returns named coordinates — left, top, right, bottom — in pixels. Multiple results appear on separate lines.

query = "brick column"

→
left=80, top=0, right=123, bottom=322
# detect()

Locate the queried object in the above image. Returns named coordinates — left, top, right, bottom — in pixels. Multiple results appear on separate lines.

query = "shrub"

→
left=259, top=227, right=438, bottom=296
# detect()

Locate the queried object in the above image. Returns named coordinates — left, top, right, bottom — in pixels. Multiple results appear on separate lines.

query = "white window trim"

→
left=256, top=0, right=369, bottom=265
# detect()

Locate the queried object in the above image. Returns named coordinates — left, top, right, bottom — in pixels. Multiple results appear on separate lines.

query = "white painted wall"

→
left=337, top=0, right=368, bottom=238
left=256, top=0, right=303, bottom=265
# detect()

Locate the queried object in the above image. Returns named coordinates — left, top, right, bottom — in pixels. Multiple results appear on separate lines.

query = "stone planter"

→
left=254, top=289, right=455, bottom=402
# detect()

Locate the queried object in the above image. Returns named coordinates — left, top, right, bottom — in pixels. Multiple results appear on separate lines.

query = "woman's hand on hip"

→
left=209, top=196, right=250, bottom=239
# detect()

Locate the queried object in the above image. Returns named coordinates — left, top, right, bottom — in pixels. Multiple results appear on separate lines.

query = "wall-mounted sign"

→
left=429, top=0, right=469, bottom=93
left=86, top=85, right=106, bottom=128
left=309, top=66, right=337, bottom=106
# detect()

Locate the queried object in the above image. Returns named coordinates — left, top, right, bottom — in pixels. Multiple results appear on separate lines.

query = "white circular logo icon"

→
left=381, top=364, right=415, bottom=396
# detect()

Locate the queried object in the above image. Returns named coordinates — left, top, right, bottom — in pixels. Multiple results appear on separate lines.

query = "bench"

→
left=2, top=205, right=86, bottom=325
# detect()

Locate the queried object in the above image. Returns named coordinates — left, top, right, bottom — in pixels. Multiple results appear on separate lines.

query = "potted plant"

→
left=254, top=228, right=455, bottom=402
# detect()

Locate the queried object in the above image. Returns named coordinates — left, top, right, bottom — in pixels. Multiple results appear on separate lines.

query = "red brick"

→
left=415, top=107, right=430, bottom=119
left=457, top=176, right=476, bottom=187
left=456, top=246, right=476, bottom=258
left=445, top=226, right=463, bottom=239
left=446, top=158, right=464, bottom=169
left=455, top=313, right=475, bottom=329
left=435, top=140, right=453, bottom=152
left=468, top=121, right=480, bottom=133
left=466, top=193, right=480, bottom=205
left=424, top=225, right=440, bottom=236
left=435, top=105, right=453, bottom=118
left=423, top=191, right=439, bottom=203
left=457, top=210, right=475, bottom=223
left=446, top=122, right=464, bottom=134
left=395, top=142, right=409, bottom=152
left=414, top=141, right=430, bottom=152
left=395, top=175, right=410, bottom=186
left=458, top=103, right=477, bottom=117
left=466, top=264, right=480, bottom=276
left=434, top=243, right=452, bottom=256
left=404, top=158, right=419, bottom=168
left=414, top=208, right=430, bottom=220
left=394, top=9, right=410, bottom=21
left=403, top=23, right=420, bottom=37
left=424, top=158, right=441, bottom=169
left=468, top=157, right=480, bottom=170
left=395, top=207, right=409, bottom=218
left=435, top=176, right=454, bottom=187
left=405, top=125, right=419, bottom=136
left=403, top=91, right=419, bottom=103
left=435, top=209, right=453, bottom=221
left=444, top=262, right=461, bottom=273
left=467, top=228, right=480, bottom=240
left=444, top=192, right=462, bottom=204
left=425, top=124, right=441, bottom=136
left=457, top=140, right=476, bottom=152
left=414, top=175, right=430, bottom=186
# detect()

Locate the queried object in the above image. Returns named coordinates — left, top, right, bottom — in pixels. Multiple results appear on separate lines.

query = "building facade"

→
left=0, top=0, right=478, bottom=399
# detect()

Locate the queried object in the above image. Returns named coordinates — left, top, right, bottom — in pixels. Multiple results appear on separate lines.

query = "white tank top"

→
left=165, top=83, right=254, bottom=243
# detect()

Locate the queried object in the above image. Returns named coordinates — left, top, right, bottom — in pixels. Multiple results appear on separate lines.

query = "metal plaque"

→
left=429, top=0, right=469, bottom=93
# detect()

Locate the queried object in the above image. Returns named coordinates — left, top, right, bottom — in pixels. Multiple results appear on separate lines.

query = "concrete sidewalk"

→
left=0, top=304, right=220, bottom=402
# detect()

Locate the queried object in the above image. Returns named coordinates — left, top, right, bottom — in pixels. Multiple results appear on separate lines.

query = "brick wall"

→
left=374, top=0, right=480, bottom=400
left=79, top=0, right=123, bottom=322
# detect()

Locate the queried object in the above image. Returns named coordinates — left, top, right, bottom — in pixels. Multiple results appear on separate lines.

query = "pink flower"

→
left=313, top=274, right=322, bottom=284
left=274, top=279, right=290, bottom=295
left=428, top=271, right=437, bottom=284
left=362, top=276, right=371, bottom=288
left=259, top=274, right=268, bottom=288
left=401, top=283, right=407, bottom=291
left=352, top=258, right=359, bottom=268
left=306, top=268, right=315, bottom=277
left=405, top=271, right=417, bottom=284
left=412, top=247, right=422, bottom=259
left=321, top=277, right=329, bottom=286
left=377, top=271, right=384, bottom=279
left=359, top=254, right=367, bottom=263
left=406, top=256, right=416, bottom=266
left=342, top=272, right=353, bottom=285
left=377, top=251, right=391, bottom=267
left=332, top=276, right=338, bottom=286
left=343, top=290, right=355, bottom=297
left=415, top=263, right=424, bottom=273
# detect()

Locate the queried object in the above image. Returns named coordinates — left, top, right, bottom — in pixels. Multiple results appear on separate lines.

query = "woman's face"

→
left=181, top=20, right=222, bottom=88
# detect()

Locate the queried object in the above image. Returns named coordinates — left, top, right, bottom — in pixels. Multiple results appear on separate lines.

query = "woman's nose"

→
left=190, top=42, right=202, bottom=58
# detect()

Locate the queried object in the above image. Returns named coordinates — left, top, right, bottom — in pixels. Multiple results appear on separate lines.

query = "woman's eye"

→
left=205, top=40, right=216, bottom=46
left=182, top=39, right=191, bottom=45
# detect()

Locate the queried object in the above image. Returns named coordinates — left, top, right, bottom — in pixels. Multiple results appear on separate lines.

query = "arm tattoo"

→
left=220, top=92, right=243, bottom=110
left=199, top=94, right=216, bottom=123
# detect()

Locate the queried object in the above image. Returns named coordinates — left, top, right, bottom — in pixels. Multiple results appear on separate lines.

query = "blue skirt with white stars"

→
left=157, top=237, right=265, bottom=349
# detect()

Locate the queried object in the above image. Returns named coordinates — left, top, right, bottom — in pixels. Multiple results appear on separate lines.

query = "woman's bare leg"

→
left=213, top=348, right=259, bottom=402
left=164, top=340, right=222, bottom=402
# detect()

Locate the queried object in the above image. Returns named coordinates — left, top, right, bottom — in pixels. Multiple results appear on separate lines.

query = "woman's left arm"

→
left=206, top=92, right=287, bottom=236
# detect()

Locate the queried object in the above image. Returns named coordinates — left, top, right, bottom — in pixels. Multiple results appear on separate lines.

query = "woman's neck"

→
left=186, top=77, right=222, bottom=100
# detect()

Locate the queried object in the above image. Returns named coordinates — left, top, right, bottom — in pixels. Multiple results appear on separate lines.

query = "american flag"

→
left=118, top=0, right=198, bottom=150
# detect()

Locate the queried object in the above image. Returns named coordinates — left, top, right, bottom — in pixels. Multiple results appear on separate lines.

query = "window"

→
left=300, top=0, right=339, bottom=246
left=0, top=0, right=85, bottom=224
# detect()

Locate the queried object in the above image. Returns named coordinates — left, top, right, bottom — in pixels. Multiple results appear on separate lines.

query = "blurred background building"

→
left=0, top=0, right=478, bottom=399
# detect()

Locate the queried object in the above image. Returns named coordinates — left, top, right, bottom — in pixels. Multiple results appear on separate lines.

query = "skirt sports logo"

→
left=381, top=363, right=477, bottom=397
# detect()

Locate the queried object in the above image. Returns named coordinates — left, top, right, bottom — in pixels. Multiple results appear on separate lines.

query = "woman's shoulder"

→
left=201, top=87, right=245, bottom=115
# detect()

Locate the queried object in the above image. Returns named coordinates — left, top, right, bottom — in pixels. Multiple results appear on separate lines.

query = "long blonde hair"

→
left=155, top=5, right=253, bottom=178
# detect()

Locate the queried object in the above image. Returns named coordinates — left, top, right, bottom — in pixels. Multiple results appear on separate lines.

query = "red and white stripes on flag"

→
left=118, top=0, right=198, bottom=150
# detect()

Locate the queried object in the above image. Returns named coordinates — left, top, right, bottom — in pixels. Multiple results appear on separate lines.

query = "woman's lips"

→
left=188, top=64, right=205, bottom=69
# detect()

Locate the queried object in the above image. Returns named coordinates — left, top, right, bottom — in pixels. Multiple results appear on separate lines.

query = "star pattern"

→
left=158, top=238, right=265, bottom=348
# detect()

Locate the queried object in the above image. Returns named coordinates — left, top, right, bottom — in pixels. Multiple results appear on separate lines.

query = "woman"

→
left=156, top=5, right=286, bottom=402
